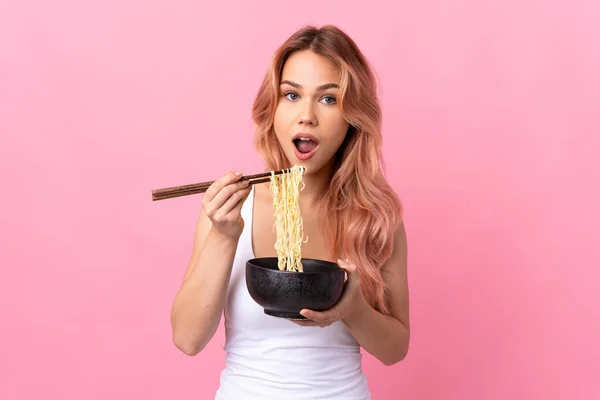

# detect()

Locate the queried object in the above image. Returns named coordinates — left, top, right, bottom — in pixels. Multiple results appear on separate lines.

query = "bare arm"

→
left=298, top=221, right=410, bottom=365
left=170, top=171, right=251, bottom=356
left=342, top=221, right=410, bottom=365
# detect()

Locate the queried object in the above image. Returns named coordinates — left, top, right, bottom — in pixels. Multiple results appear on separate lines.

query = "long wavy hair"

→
left=251, top=25, right=402, bottom=314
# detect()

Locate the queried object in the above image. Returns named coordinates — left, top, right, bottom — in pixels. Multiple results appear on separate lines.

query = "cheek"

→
left=273, top=106, right=292, bottom=137
left=274, top=102, right=294, bottom=123
left=273, top=107, right=285, bottom=139
left=322, top=115, right=350, bottom=147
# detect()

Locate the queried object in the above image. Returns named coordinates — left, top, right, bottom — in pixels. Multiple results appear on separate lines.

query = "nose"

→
left=298, top=100, right=317, bottom=126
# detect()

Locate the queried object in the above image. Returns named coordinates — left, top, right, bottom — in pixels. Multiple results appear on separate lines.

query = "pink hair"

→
left=251, top=25, right=403, bottom=314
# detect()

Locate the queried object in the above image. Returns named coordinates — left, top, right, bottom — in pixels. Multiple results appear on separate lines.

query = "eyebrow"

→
left=280, top=80, right=340, bottom=91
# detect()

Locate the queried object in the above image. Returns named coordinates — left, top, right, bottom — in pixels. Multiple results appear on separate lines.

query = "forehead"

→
left=280, top=50, right=340, bottom=87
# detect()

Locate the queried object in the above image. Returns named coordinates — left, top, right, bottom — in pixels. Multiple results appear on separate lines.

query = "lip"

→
left=292, top=133, right=319, bottom=161
left=292, top=133, right=319, bottom=144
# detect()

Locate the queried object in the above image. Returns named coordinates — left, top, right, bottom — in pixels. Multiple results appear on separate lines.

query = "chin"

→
left=286, top=154, right=314, bottom=172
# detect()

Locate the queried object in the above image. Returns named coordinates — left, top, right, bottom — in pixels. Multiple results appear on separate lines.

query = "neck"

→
left=298, top=161, right=334, bottom=209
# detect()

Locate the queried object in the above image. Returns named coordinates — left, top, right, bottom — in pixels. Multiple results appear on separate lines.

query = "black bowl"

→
left=246, top=257, right=345, bottom=319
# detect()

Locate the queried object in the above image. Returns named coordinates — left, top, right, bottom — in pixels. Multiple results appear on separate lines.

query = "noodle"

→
left=270, top=165, right=307, bottom=272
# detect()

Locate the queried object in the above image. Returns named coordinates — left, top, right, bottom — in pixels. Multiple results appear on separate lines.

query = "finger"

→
left=212, top=185, right=251, bottom=219
left=337, top=258, right=357, bottom=273
left=229, top=186, right=252, bottom=213
left=206, top=178, right=250, bottom=216
left=338, top=259, right=358, bottom=283
left=203, top=171, right=242, bottom=203
left=300, top=309, right=337, bottom=324
left=290, top=320, right=331, bottom=328
left=291, top=320, right=320, bottom=327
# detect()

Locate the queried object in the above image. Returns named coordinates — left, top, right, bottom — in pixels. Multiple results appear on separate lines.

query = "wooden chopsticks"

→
left=151, top=170, right=284, bottom=201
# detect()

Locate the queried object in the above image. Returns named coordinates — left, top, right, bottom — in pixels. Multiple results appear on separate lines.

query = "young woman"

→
left=170, top=24, right=410, bottom=400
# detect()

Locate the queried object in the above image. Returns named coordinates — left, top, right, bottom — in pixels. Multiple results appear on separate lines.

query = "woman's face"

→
left=273, top=50, right=350, bottom=174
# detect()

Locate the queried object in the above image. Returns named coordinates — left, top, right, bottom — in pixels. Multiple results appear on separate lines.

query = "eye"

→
left=320, top=95, right=337, bottom=105
left=284, top=91, right=299, bottom=101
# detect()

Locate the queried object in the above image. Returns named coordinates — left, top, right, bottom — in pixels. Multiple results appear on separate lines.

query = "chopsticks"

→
left=151, top=170, right=284, bottom=201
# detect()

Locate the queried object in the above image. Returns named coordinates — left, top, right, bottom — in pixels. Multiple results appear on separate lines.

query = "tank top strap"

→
left=237, top=185, right=255, bottom=260
left=240, top=185, right=255, bottom=227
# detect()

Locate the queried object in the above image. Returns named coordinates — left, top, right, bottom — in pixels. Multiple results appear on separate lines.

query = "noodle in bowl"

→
left=270, top=165, right=307, bottom=272
left=246, top=257, right=345, bottom=319
left=245, top=166, right=345, bottom=319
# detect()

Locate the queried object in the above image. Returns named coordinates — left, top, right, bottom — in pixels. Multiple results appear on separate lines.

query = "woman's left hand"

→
left=292, top=259, right=369, bottom=328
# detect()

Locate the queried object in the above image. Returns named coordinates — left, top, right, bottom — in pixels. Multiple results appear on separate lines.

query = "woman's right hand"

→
left=201, top=171, right=252, bottom=240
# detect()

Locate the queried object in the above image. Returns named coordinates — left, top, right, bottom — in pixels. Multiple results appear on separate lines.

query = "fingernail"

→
left=235, top=171, right=242, bottom=176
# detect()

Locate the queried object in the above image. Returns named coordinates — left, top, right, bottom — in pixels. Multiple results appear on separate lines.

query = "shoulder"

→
left=253, top=182, right=272, bottom=207
left=395, top=220, right=407, bottom=254
left=254, top=180, right=269, bottom=199
left=382, top=219, right=407, bottom=275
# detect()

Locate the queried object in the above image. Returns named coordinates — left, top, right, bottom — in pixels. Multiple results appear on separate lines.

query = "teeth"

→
left=299, top=137, right=311, bottom=141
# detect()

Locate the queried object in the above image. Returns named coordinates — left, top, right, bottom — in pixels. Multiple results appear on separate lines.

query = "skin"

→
left=170, top=49, right=410, bottom=365
left=273, top=50, right=349, bottom=199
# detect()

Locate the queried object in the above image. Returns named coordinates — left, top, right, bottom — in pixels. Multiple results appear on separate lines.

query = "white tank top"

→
left=214, top=186, right=371, bottom=400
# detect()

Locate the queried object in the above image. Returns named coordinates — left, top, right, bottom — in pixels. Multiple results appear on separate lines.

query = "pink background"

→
left=1, top=1, right=598, bottom=399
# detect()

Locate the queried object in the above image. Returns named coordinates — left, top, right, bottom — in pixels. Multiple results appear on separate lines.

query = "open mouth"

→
left=292, top=134, right=319, bottom=161
left=293, top=137, right=318, bottom=154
